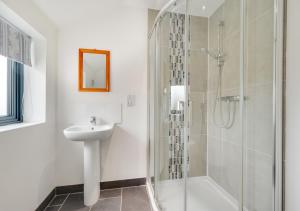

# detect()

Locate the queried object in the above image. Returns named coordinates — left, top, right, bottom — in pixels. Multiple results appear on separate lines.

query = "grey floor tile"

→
left=44, top=206, right=60, bottom=211
left=91, top=197, right=121, bottom=211
left=60, top=193, right=90, bottom=211
left=122, top=186, right=152, bottom=211
left=100, top=189, right=121, bottom=199
left=49, top=194, right=68, bottom=206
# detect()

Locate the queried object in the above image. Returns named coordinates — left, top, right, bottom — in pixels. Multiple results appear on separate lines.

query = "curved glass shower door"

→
left=147, top=0, right=282, bottom=210
left=148, top=9, right=156, bottom=192
left=148, top=1, right=188, bottom=210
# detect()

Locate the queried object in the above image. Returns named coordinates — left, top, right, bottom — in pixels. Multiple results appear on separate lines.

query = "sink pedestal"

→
left=63, top=123, right=115, bottom=207
left=84, top=141, right=100, bottom=206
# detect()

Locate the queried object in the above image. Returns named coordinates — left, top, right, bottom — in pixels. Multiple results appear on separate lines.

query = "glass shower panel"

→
left=187, top=0, right=242, bottom=210
left=148, top=9, right=157, bottom=191
left=153, top=1, right=187, bottom=210
left=243, top=0, right=275, bottom=210
left=155, top=12, right=174, bottom=207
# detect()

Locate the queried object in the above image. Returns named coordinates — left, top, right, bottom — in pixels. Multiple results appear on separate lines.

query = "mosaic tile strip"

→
left=169, top=13, right=185, bottom=86
left=168, top=110, right=185, bottom=179
left=168, top=13, right=189, bottom=180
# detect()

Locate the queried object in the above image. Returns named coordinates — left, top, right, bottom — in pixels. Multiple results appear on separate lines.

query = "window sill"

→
left=0, top=121, right=45, bottom=133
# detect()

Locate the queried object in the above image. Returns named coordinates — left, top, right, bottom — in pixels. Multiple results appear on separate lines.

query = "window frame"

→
left=0, top=60, right=24, bottom=126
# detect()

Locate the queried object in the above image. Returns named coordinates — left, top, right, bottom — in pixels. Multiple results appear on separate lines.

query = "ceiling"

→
left=32, top=0, right=224, bottom=28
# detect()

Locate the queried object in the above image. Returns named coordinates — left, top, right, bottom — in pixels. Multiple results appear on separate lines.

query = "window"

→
left=0, top=56, right=8, bottom=117
left=0, top=55, right=24, bottom=126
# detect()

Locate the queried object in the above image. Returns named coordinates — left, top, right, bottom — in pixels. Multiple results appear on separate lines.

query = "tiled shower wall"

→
left=189, top=16, right=208, bottom=177
left=148, top=9, right=208, bottom=180
left=207, top=0, right=275, bottom=210
left=161, top=14, right=209, bottom=179
left=244, top=0, right=274, bottom=210
left=207, top=0, right=242, bottom=201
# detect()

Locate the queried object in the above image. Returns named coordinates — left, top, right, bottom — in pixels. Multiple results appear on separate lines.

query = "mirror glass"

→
left=79, top=49, right=110, bottom=92
left=83, top=53, right=106, bottom=88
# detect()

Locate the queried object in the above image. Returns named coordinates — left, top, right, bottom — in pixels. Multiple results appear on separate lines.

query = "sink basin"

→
left=63, top=124, right=115, bottom=142
left=63, top=123, right=115, bottom=206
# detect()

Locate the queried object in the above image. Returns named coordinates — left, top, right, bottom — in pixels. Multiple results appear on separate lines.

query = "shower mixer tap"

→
left=216, top=52, right=225, bottom=68
left=201, top=21, right=237, bottom=129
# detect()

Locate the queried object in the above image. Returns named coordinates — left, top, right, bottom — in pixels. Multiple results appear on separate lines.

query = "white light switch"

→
left=127, top=95, right=136, bottom=107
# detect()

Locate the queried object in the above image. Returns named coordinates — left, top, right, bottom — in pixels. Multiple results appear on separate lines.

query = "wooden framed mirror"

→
left=79, top=48, right=110, bottom=92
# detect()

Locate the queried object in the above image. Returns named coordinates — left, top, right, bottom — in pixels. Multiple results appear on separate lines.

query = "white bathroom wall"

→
left=0, top=0, right=57, bottom=210
left=56, top=6, right=148, bottom=185
left=285, top=0, right=300, bottom=210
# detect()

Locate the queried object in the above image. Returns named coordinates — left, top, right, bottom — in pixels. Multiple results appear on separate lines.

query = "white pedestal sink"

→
left=63, top=124, right=115, bottom=206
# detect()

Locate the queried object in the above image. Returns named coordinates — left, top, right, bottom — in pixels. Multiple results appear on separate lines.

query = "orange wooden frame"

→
left=78, top=48, right=110, bottom=92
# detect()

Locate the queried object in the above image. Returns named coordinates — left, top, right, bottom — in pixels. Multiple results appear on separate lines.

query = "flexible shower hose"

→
left=212, top=66, right=236, bottom=129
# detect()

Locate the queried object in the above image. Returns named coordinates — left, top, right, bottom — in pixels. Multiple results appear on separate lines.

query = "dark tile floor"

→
left=44, top=186, right=152, bottom=211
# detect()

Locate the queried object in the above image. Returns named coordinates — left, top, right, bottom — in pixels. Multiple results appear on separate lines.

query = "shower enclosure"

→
left=147, top=0, right=284, bottom=211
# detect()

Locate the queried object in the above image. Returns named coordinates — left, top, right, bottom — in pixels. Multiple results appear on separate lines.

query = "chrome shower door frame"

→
left=273, top=0, right=285, bottom=210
